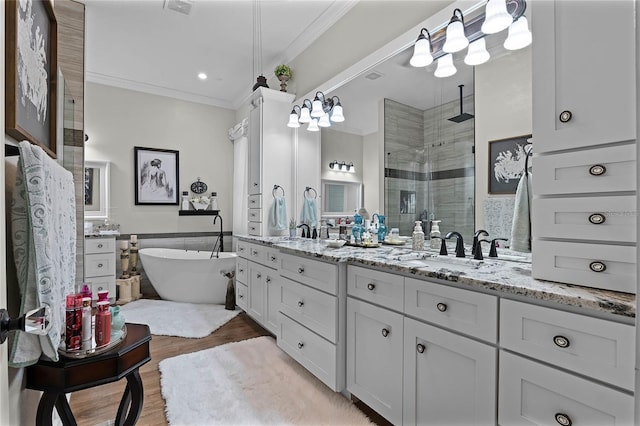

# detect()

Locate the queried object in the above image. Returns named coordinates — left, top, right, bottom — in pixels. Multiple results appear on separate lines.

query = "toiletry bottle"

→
left=412, top=221, right=425, bottom=251
left=80, top=283, right=92, bottom=301
left=430, top=220, right=442, bottom=250
left=81, top=297, right=92, bottom=345
left=65, top=294, right=81, bottom=350
left=377, top=215, right=387, bottom=242
left=352, top=213, right=364, bottom=244
left=181, top=191, right=190, bottom=210
left=95, top=301, right=111, bottom=346
left=210, top=192, right=218, bottom=210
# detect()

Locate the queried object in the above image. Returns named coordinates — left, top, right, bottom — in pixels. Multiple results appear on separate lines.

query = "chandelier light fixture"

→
left=287, top=91, right=345, bottom=131
left=329, top=161, right=355, bottom=173
left=409, top=0, right=531, bottom=78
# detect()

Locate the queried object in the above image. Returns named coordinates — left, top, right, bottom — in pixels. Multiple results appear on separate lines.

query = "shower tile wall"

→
left=384, top=97, right=475, bottom=239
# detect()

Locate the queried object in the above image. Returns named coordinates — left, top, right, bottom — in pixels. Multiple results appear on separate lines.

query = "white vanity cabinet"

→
left=499, top=300, right=635, bottom=425
left=247, top=87, right=295, bottom=236
left=531, top=0, right=637, bottom=293
left=84, top=236, right=116, bottom=301
left=235, top=240, right=281, bottom=335
left=277, top=252, right=346, bottom=392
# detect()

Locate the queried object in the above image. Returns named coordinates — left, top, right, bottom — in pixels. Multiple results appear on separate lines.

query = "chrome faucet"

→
left=210, top=214, right=224, bottom=259
left=444, top=231, right=465, bottom=258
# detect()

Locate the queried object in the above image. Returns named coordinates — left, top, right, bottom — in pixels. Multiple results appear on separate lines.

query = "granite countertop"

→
left=237, top=235, right=636, bottom=320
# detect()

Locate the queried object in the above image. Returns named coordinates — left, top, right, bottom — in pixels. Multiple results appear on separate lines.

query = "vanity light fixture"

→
left=287, top=91, right=345, bottom=130
left=197, top=72, right=207, bottom=80
left=442, top=9, right=468, bottom=53
left=329, top=161, right=355, bottom=173
left=409, top=0, right=528, bottom=78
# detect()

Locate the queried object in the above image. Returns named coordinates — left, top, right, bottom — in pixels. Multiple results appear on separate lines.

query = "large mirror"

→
left=319, top=4, right=531, bottom=242
left=84, top=160, right=110, bottom=219
left=321, top=179, right=363, bottom=218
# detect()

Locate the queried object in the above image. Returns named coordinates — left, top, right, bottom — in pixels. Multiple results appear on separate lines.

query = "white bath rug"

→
left=159, top=336, right=373, bottom=425
left=119, top=299, right=239, bottom=338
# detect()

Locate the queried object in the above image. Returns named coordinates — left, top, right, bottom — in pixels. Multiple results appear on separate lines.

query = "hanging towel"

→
left=9, top=141, right=77, bottom=367
left=269, top=196, right=288, bottom=231
left=300, top=198, right=318, bottom=228
left=510, top=171, right=532, bottom=253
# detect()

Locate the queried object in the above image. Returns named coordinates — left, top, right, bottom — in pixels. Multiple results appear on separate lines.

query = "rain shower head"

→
left=448, top=84, right=474, bottom=123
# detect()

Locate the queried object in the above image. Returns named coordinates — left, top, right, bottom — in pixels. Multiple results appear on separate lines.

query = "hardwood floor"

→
left=68, top=312, right=391, bottom=426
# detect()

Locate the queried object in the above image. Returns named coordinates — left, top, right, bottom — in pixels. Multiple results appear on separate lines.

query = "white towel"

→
left=268, top=196, right=288, bottom=231
left=9, top=142, right=76, bottom=366
left=300, top=198, right=318, bottom=228
left=510, top=171, right=532, bottom=253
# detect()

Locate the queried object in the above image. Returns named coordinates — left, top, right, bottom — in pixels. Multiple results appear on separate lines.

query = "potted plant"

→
left=288, top=218, right=297, bottom=237
left=274, top=64, right=292, bottom=92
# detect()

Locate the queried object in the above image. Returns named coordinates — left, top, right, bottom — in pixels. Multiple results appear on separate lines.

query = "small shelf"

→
left=178, top=210, right=220, bottom=216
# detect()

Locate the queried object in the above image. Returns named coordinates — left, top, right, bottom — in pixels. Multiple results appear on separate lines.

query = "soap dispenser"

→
left=412, top=221, right=425, bottom=251
left=430, top=220, right=441, bottom=249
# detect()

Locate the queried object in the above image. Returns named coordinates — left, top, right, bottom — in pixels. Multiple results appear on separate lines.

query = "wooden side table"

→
left=26, top=323, right=151, bottom=426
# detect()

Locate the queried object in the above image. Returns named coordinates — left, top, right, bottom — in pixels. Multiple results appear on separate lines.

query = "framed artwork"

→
left=84, top=167, right=93, bottom=205
left=134, top=147, right=179, bottom=205
left=400, top=190, right=416, bottom=214
left=488, top=134, right=532, bottom=194
left=5, top=0, right=58, bottom=158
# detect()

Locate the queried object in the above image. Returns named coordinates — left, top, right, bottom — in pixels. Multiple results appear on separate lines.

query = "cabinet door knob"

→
left=558, top=110, right=572, bottom=123
left=297, top=300, right=304, bottom=307
left=589, top=261, right=606, bottom=273
left=554, top=413, right=572, bottom=426
left=297, top=267, right=305, bottom=274
left=297, top=342, right=304, bottom=349
left=416, top=343, right=426, bottom=353
left=256, top=273, right=262, bottom=279
left=589, top=164, right=607, bottom=176
left=270, top=255, right=277, bottom=262
left=588, top=213, right=606, bottom=225
left=436, top=302, right=447, bottom=312
left=98, top=286, right=103, bottom=291
left=553, top=335, right=570, bottom=348
left=253, top=182, right=259, bottom=187
left=97, top=243, right=103, bottom=248
left=97, top=263, right=103, bottom=268
left=238, top=247, right=245, bottom=252
left=239, top=294, right=244, bottom=299
left=266, top=277, right=271, bottom=283
left=367, top=283, right=375, bottom=291
left=381, top=328, right=390, bottom=337
left=250, top=199, right=256, bottom=204
left=238, top=268, right=244, bottom=273
left=251, top=249, right=258, bottom=256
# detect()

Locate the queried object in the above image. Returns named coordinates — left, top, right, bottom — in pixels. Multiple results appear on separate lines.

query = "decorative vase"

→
left=191, top=201, right=210, bottom=210
left=278, top=75, right=290, bottom=92
left=110, top=305, right=125, bottom=334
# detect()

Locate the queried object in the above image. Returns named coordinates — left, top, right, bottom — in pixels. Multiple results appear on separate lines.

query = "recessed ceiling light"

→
left=198, top=72, right=207, bottom=80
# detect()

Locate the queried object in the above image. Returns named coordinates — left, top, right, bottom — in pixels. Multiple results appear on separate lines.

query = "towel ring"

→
left=272, top=185, right=285, bottom=198
left=524, top=144, right=533, bottom=172
left=304, top=187, right=317, bottom=199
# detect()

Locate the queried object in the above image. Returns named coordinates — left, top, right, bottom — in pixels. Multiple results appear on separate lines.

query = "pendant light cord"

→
left=252, top=0, right=263, bottom=78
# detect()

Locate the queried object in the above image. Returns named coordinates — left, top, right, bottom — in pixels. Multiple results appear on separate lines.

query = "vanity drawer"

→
left=248, top=194, right=262, bottom=209
left=534, top=143, right=636, bottom=196
left=499, top=351, right=634, bottom=426
left=235, top=281, right=248, bottom=311
left=501, top=299, right=634, bottom=390
left=265, top=248, right=281, bottom=269
left=246, top=242, right=267, bottom=264
left=404, top=278, right=498, bottom=343
left=347, top=265, right=404, bottom=312
left=85, top=237, right=116, bottom=254
left=247, top=222, right=262, bottom=236
left=87, top=278, right=115, bottom=300
left=85, top=253, right=116, bottom=277
left=278, top=313, right=338, bottom=391
left=279, top=253, right=338, bottom=295
left=236, top=240, right=249, bottom=257
left=235, top=258, right=248, bottom=284
left=248, top=208, right=261, bottom=222
left=280, top=276, right=337, bottom=343
left=533, top=195, right=636, bottom=243
left=532, top=240, right=636, bottom=293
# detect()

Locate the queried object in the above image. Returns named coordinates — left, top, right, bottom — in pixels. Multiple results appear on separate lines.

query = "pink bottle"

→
left=94, top=301, right=111, bottom=346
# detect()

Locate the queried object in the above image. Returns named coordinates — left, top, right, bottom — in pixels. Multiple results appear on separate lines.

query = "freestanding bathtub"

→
left=139, top=248, right=237, bottom=304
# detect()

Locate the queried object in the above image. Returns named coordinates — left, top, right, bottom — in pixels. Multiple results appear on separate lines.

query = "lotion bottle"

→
left=430, top=220, right=442, bottom=250
left=412, top=221, right=425, bottom=251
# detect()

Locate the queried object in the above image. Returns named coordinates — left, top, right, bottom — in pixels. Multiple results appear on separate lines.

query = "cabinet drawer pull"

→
left=250, top=199, right=256, bottom=204
left=270, top=255, right=277, bottom=262
left=436, top=303, right=447, bottom=312
left=238, top=268, right=244, bottom=273
left=97, top=263, right=104, bottom=268
left=297, top=300, right=304, bottom=307
left=238, top=247, right=245, bottom=252
left=553, top=335, right=570, bottom=348
left=297, top=342, right=304, bottom=349
left=97, top=243, right=103, bottom=248
left=555, top=413, right=572, bottom=426
left=416, top=343, right=425, bottom=354
left=589, top=164, right=607, bottom=176
left=297, top=267, right=305, bottom=274
left=588, top=213, right=606, bottom=225
left=381, top=328, right=390, bottom=337
left=266, top=277, right=271, bottom=283
left=558, top=110, right=572, bottom=123
left=238, top=294, right=244, bottom=299
left=256, top=273, right=262, bottom=279
left=367, top=283, right=375, bottom=291
left=589, top=261, right=606, bottom=273
left=253, top=182, right=259, bottom=187
left=251, top=249, right=259, bottom=256
left=98, top=286, right=104, bottom=291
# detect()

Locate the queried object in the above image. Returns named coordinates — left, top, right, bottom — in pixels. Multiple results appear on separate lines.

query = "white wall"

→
left=84, top=82, right=236, bottom=234
left=474, top=46, right=533, bottom=230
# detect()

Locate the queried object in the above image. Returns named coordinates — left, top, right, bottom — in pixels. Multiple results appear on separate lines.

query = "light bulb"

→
left=504, top=16, right=532, bottom=50
left=481, top=0, right=513, bottom=34
left=464, top=38, right=490, bottom=66
left=434, top=54, right=457, bottom=78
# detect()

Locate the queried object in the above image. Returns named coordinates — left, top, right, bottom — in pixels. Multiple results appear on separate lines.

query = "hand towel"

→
left=300, top=198, right=318, bottom=228
left=268, top=196, right=288, bottom=231
left=510, top=171, right=532, bottom=253
left=9, top=141, right=77, bottom=366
